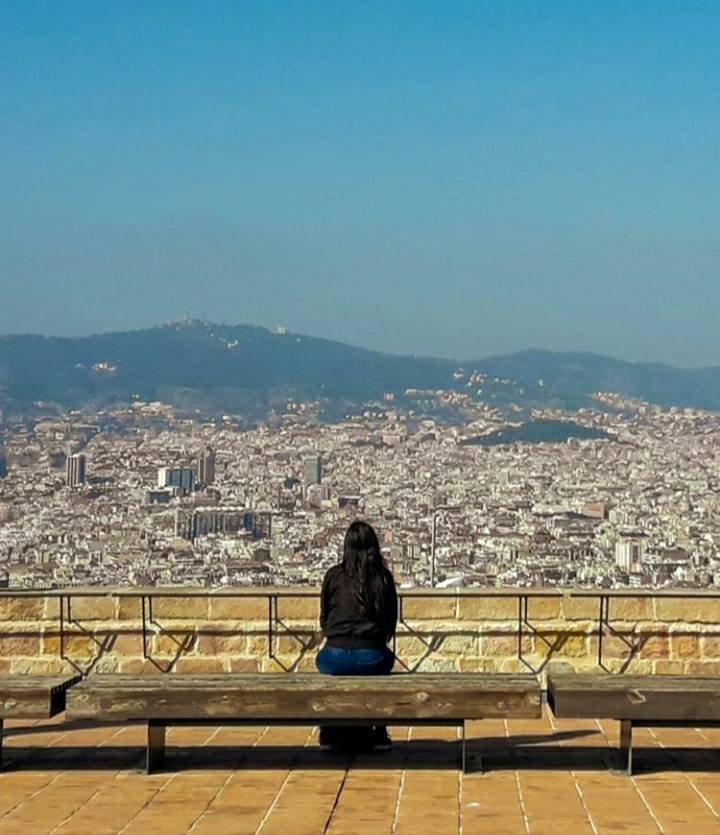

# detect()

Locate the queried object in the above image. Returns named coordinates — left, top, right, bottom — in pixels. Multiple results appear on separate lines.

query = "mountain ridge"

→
left=1, top=321, right=718, bottom=417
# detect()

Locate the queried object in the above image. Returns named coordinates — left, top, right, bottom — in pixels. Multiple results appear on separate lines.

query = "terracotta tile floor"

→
left=1, top=711, right=719, bottom=834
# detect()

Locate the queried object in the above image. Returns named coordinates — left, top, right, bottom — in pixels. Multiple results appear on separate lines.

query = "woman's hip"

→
left=316, top=643, right=395, bottom=675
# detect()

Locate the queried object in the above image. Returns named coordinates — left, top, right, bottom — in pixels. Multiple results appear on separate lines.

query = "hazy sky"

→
left=2, top=2, right=719, bottom=366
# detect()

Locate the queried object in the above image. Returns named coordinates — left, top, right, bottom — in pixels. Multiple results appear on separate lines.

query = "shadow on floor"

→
left=2, top=719, right=146, bottom=737
left=3, top=728, right=719, bottom=775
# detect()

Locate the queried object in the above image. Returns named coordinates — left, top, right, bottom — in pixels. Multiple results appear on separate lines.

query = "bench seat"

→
left=548, top=673, right=720, bottom=774
left=0, top=675, right=80, bottom=764
left=67, top=672, right=542, bottom=772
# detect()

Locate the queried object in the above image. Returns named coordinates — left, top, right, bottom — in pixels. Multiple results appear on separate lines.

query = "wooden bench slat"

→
left=0, top=675, right=80, bottom=719
left=548, top=674, right=720, bottom=721
left=67, top=673, right=542, bottom=721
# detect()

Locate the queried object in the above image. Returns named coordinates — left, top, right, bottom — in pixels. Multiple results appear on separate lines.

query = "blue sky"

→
left=1, top=1, right=719, bottom=365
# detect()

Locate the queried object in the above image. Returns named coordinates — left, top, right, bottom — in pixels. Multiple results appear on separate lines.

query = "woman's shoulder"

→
left=323, top=563, right=345, bottom=584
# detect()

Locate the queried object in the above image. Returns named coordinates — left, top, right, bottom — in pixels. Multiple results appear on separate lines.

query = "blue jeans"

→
left=316, top=644, right=395, bottom=676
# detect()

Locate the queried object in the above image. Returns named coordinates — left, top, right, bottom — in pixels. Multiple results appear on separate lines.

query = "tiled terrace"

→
left=2, top=712, right=720, bottom=834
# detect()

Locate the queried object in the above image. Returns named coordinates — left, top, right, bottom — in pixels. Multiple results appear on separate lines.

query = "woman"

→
left=316, top=519, right=398, bottom=750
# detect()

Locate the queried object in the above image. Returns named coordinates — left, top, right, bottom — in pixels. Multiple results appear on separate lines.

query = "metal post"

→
left=59, top=595, right=65, bottom=660
left=430, top=512, right=438, bottom=587
left=141, top=595, right=148, bottom=659
left=517, top=595, right=523, bottom=661
left=146, top=720, right=166, bottom=774
left=619, top=719, right=633, bottom=775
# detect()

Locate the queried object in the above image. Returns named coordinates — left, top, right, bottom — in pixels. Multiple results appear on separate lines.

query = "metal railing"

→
left=1, top=587, right=718, bottom=676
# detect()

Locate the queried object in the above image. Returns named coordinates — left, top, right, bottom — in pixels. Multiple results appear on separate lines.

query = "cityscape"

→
left=1, top=385, right=718, bottom=590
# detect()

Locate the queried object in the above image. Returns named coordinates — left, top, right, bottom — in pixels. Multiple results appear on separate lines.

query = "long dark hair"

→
left=342, top=520, right=391, bottom=618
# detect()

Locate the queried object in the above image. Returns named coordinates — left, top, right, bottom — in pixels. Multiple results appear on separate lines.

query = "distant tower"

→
left=0, top=448, right=7, bottom=479
left=66, top=453, right=86, bottom=487
left=303, top=455, right=322, bottom=486
left=196, top=447, right=216, bottom=486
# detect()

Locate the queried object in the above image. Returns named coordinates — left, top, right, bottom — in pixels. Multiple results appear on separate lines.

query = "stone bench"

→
left=0, top=675, right=80, bottom=765
left=67, top=672, right=542, bottom=773
left=547, top=673, right=720, bottom=775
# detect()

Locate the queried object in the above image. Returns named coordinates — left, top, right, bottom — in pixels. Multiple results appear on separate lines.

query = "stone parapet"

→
left=0, top=588, right=718, bottom=680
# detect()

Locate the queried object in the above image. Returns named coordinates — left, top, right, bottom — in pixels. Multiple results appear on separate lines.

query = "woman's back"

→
left=320, top=563, right=397, bottom=648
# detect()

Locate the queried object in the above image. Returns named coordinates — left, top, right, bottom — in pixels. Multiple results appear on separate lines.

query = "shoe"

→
left=318, top=727, right=337, bottom=749
left=373, top=727, right=392, bottom=751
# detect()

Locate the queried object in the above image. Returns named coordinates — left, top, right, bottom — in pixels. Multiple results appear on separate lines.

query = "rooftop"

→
left=3, top=713, right=720, bottom=834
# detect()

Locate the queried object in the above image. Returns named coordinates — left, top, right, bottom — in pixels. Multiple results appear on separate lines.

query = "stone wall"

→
left=0, top=590, right=718, bottom=682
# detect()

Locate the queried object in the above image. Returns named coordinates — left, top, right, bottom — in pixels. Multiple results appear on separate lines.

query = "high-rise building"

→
left=196, top=448, right=216, bottom=486
left=66, top=453, right=86, bottom=487
left=0, top=448, right=7, bottom=479
left=303, top=455, right=322, bottom=486
left=157, top=466, right=195, bottom=492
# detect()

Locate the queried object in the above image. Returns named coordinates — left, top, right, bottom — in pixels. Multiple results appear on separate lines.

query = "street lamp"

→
left=430, top=505, right=459, bottom=587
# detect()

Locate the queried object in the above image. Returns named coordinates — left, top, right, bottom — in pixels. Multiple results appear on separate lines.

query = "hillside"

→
left=0, top=321, right=718, bottom=417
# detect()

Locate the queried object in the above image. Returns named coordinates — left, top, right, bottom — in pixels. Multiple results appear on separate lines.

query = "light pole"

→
left=430, top=505, right=458, bottom=587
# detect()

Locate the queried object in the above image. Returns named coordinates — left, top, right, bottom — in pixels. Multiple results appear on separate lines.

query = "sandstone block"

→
left=608, top=597, right=654, bottom=622
left=57, top=634, right=100, bottom=660
left=67, top=597, right=116, bottom=621
left=195, top=633, right=245, bottom=656
left=261, top=656, right=296, bottom=673
left=151, top=632, right=196, bottom=656
left=527, top=630, right=587, bottom=659
left=402, top=597, right=457, bottom=620
left=457, top=597, right=516, bottom=621
left=545, top=659, right=575, bottom=676
left=295, top=654, right=321, bottom=672
left=480, top=634, right=528, bottom=658
left=655, top=598, right=719, bottom=624
left=652, top=660, right=686, bottom=675
left=151, top=597, right=209, bottom=620
left=0, top=597, right=45, bottom=622
left=228, top=657, right=260, bottom=672
left=275, top=634, right=319, bottom=655
left=10, top=657, right=70, bottom=675
left=116, top=598, right=143, bottom=621
left=670, top=633, right=700, bottom=659
left=525, top=597, right=563, bottom=621
left=683, top=660, right=720, bottom=676
left=701, top=636, right=720, bottom=658
left=457, top=657, right=494, bottom=672
left=394, top=635, right=431, bottom=656
left=173, top=656, right=226, bottom=674
left=209, top=597, right=268, bottom=621
left=246, top=635, right=269, bottom=656
left=92, top=656, right=121, bottom=674
left=0, top=635, right=41, bottom=658
left=639, top=633, right=670, bottom=659
left=555, top=634, right=589, bottom=658
left=118, top=659, right=164, bottom=674
left=276, top=597, right=320, bottom=621
left=409, top=656, right=457, bottom=672
left=621, top=658, right=654, bottom=675
left=110, top=633, right=142, bottom=655
left=439, top=634, right=479, bottom=655
left=499, top=658, right=525, bottom=673
left=561, top=597, right=597, bottom=620
left=600, top=631, right=638, bottom=659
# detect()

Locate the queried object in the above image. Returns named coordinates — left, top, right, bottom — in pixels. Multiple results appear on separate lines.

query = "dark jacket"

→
left=320, top=563, right=398, bottom=649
